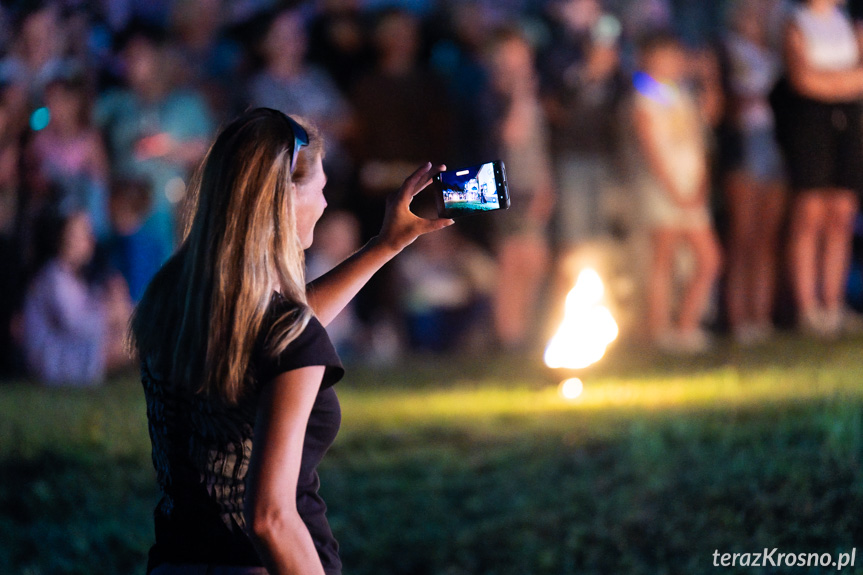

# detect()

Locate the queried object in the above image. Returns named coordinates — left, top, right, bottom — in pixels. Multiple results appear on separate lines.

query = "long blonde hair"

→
left=130, top=108, right=324, bottom=404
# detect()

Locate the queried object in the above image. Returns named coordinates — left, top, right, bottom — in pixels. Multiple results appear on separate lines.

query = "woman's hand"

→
left=376, top=162, right=454, bottom=254
left=306, top=163, right=453, bottom=326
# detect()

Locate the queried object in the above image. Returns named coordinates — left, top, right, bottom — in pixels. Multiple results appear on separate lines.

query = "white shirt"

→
left=793, top=5, right=859, bottom=71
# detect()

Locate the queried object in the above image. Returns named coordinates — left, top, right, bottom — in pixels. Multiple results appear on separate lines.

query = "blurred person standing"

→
left=619, top=0, right=673, bottom=68
left=350, top=8, right=452, bottom=238
left=22, top=209, right=131, bottom=386
left=26, top=74, right=112, bottom=241
left=0, top=84, right=23, bottom=377
left=95, top=22, right=214, bottom=300
left=307, top=0, right=373, bottom=94
left=349, top=8, right=453, bottom=355
left=723, top=0, right=787, bottom=345
left=0, top=3, right=79, bottom=108
left=774, top=0, right=863, bottom=337
left=169, top=0, right=245, bottom=120
left=248, top=6, right=353, bottom=208
left=248, top=7, right=351, bottom=140
left=625, top=31, right=722, bottom=352
left=482, top=27, right=555, bottom=351
left=541, top=0, right=626, bottom=252
left=429, top=2, right=497, bottom=169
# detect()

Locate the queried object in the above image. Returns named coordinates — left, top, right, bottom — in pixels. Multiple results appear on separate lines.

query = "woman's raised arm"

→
left=306, top=162, right=453, bottom=326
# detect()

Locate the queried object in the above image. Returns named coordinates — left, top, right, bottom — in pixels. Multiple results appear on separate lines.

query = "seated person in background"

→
left=22, top=209, right=131, bottom=386
left=399, top=227, right=496, bottom=354
left=626, top=31, right=722, bottom=353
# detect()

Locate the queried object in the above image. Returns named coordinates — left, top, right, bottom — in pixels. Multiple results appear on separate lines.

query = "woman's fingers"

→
left=412, top=164, right=446, bottom=197
left=400, top=162, right=446, bottom=202
left=402, top=162, right=432, bottom=195
left=379, top=163, right=454, bottom=251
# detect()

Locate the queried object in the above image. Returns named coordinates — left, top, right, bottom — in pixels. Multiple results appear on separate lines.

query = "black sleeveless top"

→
left=142, top=293, right=345, bottom=574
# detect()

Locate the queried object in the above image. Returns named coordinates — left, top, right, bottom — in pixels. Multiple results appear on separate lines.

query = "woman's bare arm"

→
left=306, top=163, right=453, bottom=326
left=785, top=23, right=863, bottom=102
left=245, top=366, right=327, bottom=575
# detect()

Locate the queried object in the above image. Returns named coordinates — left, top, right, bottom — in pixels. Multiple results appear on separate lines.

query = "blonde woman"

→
left=130, top=108, right=452, bottom=575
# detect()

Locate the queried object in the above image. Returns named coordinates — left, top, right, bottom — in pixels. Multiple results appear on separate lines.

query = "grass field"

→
left=2, top=334, right=863, bottom=574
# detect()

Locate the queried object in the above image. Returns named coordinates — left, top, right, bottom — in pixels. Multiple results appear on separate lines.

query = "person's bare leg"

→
left=677, top=226, right=722, bottom=333
left=821, top=189, right=858, bottom=316
left=787, top=191, right=827, bottom=323
left=494, top=234, right=550, bottom=348
left=751, top=179, right=787, bottom=325
left=494, top=237, right=524, bottom=348
left=724, top=171, right=757, bottom=331
left=647, top=228, right=678, bottom=339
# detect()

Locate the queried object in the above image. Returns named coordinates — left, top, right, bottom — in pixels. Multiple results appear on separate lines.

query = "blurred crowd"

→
left=3, top=0, right=863, bottom=385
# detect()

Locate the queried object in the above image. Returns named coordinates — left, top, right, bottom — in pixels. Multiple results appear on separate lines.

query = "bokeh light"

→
left=558, top=377, right=584, bottom=401
left=29, top=107, right=50, bottom=131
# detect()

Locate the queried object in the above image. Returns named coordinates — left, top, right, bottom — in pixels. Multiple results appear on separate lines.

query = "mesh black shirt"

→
left=142, top=293, right=345, bottom=574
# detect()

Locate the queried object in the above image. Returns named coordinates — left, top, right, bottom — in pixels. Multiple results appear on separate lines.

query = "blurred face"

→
left=491, top=38, right=534, bottom=91
left=265, top=11, right=307, bottom=64
left=44, top=84, right=82, bottom=130
left=558, top=0, right=601, bottom=32
left=645, top=45, right=685, bottom=83
left=375, top=14, right=419, bottom=59
left=124, top=38, right=161, bottom=90
left=732, top=2, right=766, bottom=44
left=22, top=7, right=61, bottom=60
left=293, top=154, right=327, bottom=249
left=60, top=212, right=95, bottom=270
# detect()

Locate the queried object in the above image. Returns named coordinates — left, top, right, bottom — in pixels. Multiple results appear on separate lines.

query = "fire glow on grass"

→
left=544, top=268, right=619, bottom=371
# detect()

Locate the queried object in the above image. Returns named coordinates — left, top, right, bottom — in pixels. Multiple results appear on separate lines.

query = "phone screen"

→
left=437, top=161, right=507, bottom=218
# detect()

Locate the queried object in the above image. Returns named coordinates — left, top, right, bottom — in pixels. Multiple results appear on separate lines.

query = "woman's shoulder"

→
left=262, top=291, right=308, bottom=330
left=255, top=293, right=344, bottom=388
left=261, top=293, right=327, bottom=353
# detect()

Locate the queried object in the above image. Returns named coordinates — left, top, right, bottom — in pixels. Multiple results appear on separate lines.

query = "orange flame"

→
left=544, top=268, right=619, bottom=370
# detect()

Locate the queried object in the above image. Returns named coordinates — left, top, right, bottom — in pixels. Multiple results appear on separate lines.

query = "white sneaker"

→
left=841, top=307, right=863, bottom=335
left=655, top=329, right=712, bottom=354
left=677, top=328, right=712, bottom=353
left=822, top=308, right=843, bottom=337
left=733, top=322, right=773, bottom=347
left=799, top=308, right=830, bottom=339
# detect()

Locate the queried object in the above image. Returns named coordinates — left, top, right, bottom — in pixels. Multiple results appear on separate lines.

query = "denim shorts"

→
left=150, top=565, right=269, bottom=575
left=742, top=128, right=784, bottom=184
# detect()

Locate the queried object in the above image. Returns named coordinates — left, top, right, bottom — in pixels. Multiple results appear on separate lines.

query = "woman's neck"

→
left=808, top=0, right=837, bottom=16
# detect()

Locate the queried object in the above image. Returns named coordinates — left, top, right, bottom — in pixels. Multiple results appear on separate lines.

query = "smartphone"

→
left=434, top=160, right=510, bottom=219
